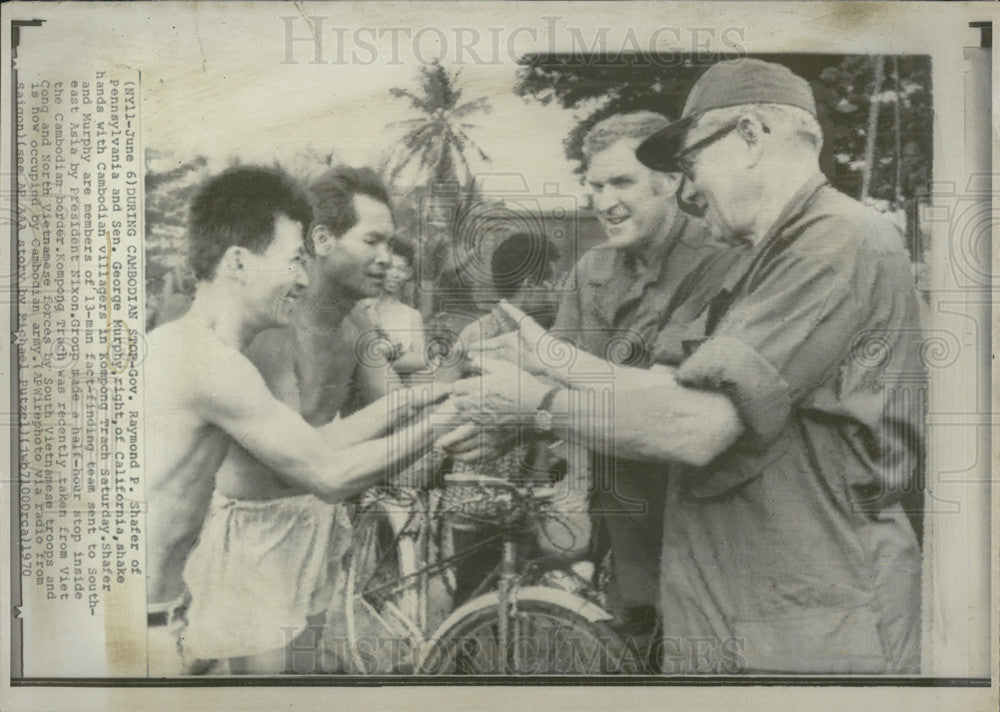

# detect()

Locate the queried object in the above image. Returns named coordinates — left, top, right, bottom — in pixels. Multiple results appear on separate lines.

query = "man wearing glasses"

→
left=635, top=58, right=923, bottom=673
left=550, top=111, right=743, bottom=666
left=452, top=59, right=923, bottom=673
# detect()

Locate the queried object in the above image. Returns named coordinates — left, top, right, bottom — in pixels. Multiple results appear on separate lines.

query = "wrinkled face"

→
left=241, top=213, right=309, bottom=327
left=383, top=253, right=412, bottom=295
left=586, top=138, right=677, bottom=250
left=318, top=194, right=394, bottom=299
left=677, top=121, right=754, bottom=242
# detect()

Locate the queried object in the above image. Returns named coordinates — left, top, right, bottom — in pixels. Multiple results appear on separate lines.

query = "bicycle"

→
left=342, top=485, right=450, bottom=673
left=344, top=473, right=637, bottom=675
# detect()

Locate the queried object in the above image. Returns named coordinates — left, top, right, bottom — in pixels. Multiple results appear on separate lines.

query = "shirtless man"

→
left=179, top=166, right=443, bottom=674
left=144, top=166, right=445, bottom=676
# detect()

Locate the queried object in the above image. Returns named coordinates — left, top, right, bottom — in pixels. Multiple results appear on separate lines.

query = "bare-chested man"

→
left=144, top=166, right=445, bottom=676
left=179, top=166, right=432, bottom=674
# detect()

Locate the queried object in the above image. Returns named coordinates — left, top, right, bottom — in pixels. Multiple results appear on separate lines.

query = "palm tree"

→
left=386, top=60, right=492, bottom=188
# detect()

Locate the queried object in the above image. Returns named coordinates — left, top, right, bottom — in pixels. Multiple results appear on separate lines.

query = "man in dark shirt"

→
left=633, top=59, right=923, bottom=672
left=550, top=112, right=743, bottom=662
left=452, top=60, right=923, bottom=674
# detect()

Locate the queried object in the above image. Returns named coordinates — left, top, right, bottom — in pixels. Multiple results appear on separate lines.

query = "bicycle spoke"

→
left=419, top=599, right=629, bottom=675
left=353, top=486, right=630, bottom=676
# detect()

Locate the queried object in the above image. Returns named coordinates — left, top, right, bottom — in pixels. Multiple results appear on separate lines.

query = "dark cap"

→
left=636, top=59, right=817, bottom=172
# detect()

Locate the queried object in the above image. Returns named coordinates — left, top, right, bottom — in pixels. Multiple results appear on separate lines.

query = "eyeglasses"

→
left=675, top=121, right=741, bottom=180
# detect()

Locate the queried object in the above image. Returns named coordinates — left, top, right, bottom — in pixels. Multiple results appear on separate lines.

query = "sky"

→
left=14, top=1, right=969, bottom=204
left=144, top=60, right=585, bottom=198
left=15, top=4, right=590, bottom=198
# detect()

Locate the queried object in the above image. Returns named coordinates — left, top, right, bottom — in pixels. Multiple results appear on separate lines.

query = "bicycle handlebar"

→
left=441, top=473, right=518, bottom=490
left=442, top=473, right=560, bottom=501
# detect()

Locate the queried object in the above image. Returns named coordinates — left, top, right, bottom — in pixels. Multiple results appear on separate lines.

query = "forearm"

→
left=549, top=370, right=741, bottom=467
left=533, top=338, right=609, bottom=386
left=312, top=413, right=441, bottom=502
left=320, top=379, right=442, bottom=445
left=533, top=335, right=674, bottom=386
left=321, top=398, right=395, bottom=445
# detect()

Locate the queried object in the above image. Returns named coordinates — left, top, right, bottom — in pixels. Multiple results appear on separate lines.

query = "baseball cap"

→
left=635, top=59, right=817, bottom=172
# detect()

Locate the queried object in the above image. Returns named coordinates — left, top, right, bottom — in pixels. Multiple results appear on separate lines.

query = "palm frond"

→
left=451, top=97, right=493, bottom=119
left=386, top=60, right=492, bottom=188
left=388, top=87, right=434, bottom=113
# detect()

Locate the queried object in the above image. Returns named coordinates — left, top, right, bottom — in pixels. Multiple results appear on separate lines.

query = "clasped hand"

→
left=460, top=300, right=577, bottom=382
left=434, top=302, right=565, bottom=462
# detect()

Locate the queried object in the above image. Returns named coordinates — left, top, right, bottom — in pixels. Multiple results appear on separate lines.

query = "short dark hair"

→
left=388, top=236, right=416, bottom=268
left=188, top=166, right=313, bottom=281
left=491, top=232, right=557, bottom=299
left=307, top=166, right=392, bottom=238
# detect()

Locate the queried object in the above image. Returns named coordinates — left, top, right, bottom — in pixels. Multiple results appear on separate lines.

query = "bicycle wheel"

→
left=415, top=586, right=639, bottom=675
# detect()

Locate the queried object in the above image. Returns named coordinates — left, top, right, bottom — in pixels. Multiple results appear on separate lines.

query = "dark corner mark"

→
left=969, top=21, right=991, bottom=49
left=11, top=19, right=44, bottom=60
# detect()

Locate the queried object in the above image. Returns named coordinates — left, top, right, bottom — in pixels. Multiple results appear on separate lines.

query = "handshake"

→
left=433, top=301, right=579, bottom=463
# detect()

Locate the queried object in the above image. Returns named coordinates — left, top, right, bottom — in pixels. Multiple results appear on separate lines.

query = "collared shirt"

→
left=552, top=211, right=744, bottom=368
left=663, top=174, right=923, bottom=674
left=551, top=212, right=744, bottom=612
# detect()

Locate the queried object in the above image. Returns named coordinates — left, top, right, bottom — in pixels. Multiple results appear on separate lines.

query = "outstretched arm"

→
left=194, top=353, right=450, bottom=501
left=447, top=357, right=743, bottom=469
left=464, top=301, right=615, bottom=386
left=543, top=373, right=743, bottom=467
left=319, top=380, right=450, bottom=447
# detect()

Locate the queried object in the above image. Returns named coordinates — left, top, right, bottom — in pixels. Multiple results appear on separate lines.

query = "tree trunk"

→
left=861, top=55, right=885, bottom=201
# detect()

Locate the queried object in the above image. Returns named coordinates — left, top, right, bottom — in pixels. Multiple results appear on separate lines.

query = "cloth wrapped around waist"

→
left=182, top=491, right=352, bottom=660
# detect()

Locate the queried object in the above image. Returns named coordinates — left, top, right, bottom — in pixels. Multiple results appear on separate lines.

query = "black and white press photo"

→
left=2, top=2, right=997, bottom=711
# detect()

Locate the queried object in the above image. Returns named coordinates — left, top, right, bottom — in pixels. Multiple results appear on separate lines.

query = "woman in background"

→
left=362, top=236, right=428, bottom=376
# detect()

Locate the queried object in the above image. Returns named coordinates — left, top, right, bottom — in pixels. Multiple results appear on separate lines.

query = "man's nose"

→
left=594, top=190, right=618, bottom=214
left=294, top=263, right=310, bottom=289
left=374, top=242, right=391, bottom=267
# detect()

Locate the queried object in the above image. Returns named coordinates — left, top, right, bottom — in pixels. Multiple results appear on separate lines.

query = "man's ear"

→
left=311, top=224, right=334, bottom=255
left=219, top=246, right=247, bottom=282
left=738, top=115, right=767, bottom=168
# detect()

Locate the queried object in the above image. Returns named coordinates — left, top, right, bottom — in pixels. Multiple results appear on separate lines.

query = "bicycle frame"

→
left=347, top=483, right=616, bottom=674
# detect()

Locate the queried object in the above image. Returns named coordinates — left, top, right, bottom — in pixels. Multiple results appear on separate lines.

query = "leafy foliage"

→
left=383, top=62, right=497, bottom=314
left=385, top=60, right=493, bottom=188
left=144, top=151, right=210, bottom=328
left=514, top=53, right=932, bottom=210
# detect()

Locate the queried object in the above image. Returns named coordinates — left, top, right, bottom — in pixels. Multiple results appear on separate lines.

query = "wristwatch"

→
left=533, top=386, right=562, bottom=433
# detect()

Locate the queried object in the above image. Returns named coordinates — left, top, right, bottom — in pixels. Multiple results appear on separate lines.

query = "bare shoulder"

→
left=403, top=302, right=423, bottom=322
left=345, top=301, right=377, bottom=333
left=145, top=316, right=269, bottom=411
